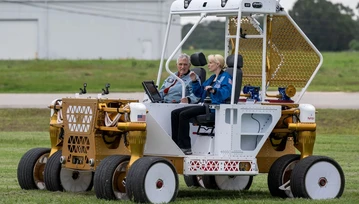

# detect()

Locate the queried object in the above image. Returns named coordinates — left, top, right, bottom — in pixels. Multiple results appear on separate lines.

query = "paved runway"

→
left=0, top=92, right=358, bottom=109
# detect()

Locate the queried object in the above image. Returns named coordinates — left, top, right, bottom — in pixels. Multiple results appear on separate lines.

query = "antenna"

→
left=102, top=83, right=110, bottom=95
left=79, top=83, right=87, bottom=94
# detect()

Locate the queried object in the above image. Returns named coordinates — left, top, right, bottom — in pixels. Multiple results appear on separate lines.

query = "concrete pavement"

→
left=0, top=92, right=358, bottom=109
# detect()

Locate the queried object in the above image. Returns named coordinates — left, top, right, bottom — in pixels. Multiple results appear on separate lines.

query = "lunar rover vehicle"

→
left=18, top=0, right=345, bottom=203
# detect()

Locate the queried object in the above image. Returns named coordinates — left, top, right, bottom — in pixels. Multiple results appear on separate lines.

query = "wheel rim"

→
left=112, top=161, right=129, bottom=199
left=33, top=153, right=49, bottom=190
left=281, top=160, right=298, bottom=197
left=215, top=175, right=251, bottom=190
left=305, top=161, right=342, bottom=199
left=60, top=168, right=93, bottom=192
left=144, top=163, right=176, bottom=203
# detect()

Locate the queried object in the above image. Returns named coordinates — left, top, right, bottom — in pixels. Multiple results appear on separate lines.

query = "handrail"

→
left=164, top=13, right=206, bottom=99
left=230, top=4, right=242, bottom=105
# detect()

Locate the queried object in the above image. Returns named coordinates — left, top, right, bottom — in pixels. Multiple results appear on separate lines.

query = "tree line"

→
left=182, top=0, right=359, bottom=51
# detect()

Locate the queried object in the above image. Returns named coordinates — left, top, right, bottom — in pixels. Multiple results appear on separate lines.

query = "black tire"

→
left=86, top=172, right=94, bottom=191
left=202, top=175, right=219, bottom=189
left=268, top=154, right=300, bottom=198
left=126, top=157, right=179, bottom=203
left=184, top=175, right=201, bottom=187
left=94, top=155, right=130, bottom=200
left=44, top=150, right=63, bottom=191
left=17, top=148, right=50, bottom=190
left=291, top=156, right=345, bottom=199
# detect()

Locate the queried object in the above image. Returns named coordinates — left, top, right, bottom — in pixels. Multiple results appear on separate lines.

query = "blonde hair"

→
left=208, top=54, right=225, bottom=69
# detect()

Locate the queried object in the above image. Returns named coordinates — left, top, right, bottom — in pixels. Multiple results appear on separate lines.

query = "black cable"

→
left=250, top=113, right=260, bottom=148
left=3, top=1, right=180, bottom=25
left=52, top=3, right=165, bottom=17
left=294, top=113, right=301, bottom=122
left=250, top=113, right=261, bottom=133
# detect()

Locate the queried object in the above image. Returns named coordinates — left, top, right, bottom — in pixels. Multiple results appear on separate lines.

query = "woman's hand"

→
left=204, top=86, right=215, bottom=93
left=189, top=71, right=197, bottom=81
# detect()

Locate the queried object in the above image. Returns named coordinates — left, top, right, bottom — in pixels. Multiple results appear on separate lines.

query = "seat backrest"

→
left=190, top=52, right=207, bottom=84
left=225, top=54, right=243, bottom=104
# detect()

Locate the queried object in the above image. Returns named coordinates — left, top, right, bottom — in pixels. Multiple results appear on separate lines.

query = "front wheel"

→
left=290, top=156, right=345, bottom=199
left=94, top=155, right=130, bottom=200
left=44, top=150, right=63, bottom=191
left=126, top=157, right=179, bottom=203
left=60, top=168, right=93, bottom=192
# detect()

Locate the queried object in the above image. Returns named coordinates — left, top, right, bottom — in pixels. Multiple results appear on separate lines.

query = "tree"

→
left=289, top=0, right=357, bottom=51
left=181, top=0, right=359, bottom=51
left=349, top=40, right=359, bottom=51
left=182, top=20, right=225, bottom=50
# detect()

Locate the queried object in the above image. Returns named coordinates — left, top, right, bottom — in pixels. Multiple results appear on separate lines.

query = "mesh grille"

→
left=67, top=135, right=90, bottom=153
left=228, top=15, right=320, bottom=89
left=66, top=105, right=94, bottom=133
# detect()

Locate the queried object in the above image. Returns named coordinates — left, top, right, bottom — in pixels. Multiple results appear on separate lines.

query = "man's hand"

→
left=180, top=97, right=189, bottom=103
left=189, top=71, right=197, bottom=81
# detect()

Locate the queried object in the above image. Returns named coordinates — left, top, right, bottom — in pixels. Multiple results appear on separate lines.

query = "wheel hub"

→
left=318, top=177, right=327, bottom=187
left=156, top=179, right=164, bottom=189
left=72, top=171, right=80, bottom=180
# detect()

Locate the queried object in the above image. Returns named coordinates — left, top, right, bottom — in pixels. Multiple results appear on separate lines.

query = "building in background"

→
left=0, top=0, right=181, bottom=60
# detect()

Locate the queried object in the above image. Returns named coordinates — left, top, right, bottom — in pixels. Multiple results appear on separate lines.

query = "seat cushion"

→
left=194, top=112, right=215, bottom=125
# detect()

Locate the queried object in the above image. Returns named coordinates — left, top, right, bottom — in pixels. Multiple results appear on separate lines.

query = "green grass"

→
left=0, top=133, right=357, bottom=203
left=0, top=59, right=173, bottom=93
left=309, top=52, right=359, bottom=92
left=1, top=51, right=359, bottom=93
left=0, top=109, right=358, bottom=203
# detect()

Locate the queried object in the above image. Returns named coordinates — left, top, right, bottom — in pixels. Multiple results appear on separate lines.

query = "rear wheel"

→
left=183, top=175, right=204, bottom=188
left=44, top=150, right=63, bottom=191
left=291, top=156, right=345, bottom=199
left=126, top=157, right=179, bottom=203
left=268, top=154, right=300, bottom=198
left=17, top=148, right=50, bottom=190
left=215, top=175, right=253, bottom=190
left=202, top=175, right=219, bottom=189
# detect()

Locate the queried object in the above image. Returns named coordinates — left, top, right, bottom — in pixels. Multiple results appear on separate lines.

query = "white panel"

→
left=0, top=20, right=38, bottom=59
left=142, top=40, right=153, bottom=60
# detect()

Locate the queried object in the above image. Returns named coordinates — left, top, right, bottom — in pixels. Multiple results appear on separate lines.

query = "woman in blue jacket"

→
left=171, top=54, right=232, bottom=155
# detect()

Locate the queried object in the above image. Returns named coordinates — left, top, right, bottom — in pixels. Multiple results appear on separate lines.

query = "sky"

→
left=181, top=0, right=358, bottom=24
left=280, top=0, right=358, bottom=12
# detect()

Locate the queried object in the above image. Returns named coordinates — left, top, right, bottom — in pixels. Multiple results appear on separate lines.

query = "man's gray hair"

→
left=177, top=53, right=191, bottom=64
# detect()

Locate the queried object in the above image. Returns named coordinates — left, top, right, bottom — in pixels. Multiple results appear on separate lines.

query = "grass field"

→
left=0, top=50, right=358, bottom=203
left=0, top=109, right=358, bottom=203
left=0, top=51, right=359, bottom=93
